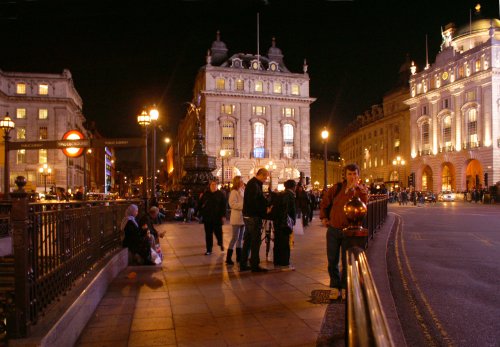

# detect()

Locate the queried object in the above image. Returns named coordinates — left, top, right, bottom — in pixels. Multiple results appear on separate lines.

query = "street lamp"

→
left=149, top=105, right=159, bottom=199
left=392, top=156, right=406, bottom=188
left=220, top=149, right=228, bottom=187
left=137, top=109, right=151, bottom=209
left=265, top=160, right=277, bottom=191
left=39, top=164, right=52, bottom=194
left=0, top=113, right=15, bottom=198
left=321, top=128, right=329, bottom=190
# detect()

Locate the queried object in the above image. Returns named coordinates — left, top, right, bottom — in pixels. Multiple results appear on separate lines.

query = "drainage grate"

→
left=310, top=289, right=332, bottom=304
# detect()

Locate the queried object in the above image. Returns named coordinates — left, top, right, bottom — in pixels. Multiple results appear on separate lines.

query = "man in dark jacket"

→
left=240, top=168, right=269, bottom=272
left=272, top=179, right=296, bottom=269
left=200, top=180, right=227, bottom=255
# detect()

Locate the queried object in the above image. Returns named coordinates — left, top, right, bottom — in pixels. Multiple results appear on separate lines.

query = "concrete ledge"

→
left=9, top=248, right=128, bottom=347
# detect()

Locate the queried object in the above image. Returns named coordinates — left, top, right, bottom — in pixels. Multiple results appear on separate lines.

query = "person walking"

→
left=272, top=179, right=296, bottom=269
left=200, top=180, right=227, bottom=255
left=240, top=168, right=270, bottom=272
left=319, top=163, right=368, bottom=299
left=226, top=176, right=245, bottom=265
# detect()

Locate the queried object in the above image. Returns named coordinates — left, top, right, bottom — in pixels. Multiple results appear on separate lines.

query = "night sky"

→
left=1, top=0, right=497, bottom=161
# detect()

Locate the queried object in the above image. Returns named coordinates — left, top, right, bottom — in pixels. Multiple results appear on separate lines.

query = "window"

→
left=283, top=124, right=294, bottom=158
left=443, top=116, right=452, bottom=146
left=291, top=84, right=300, bottom=95
left=17, top=127, right=26, bottom=140
left=220, top=104, right=235, bottom=114
left=282, top=107, right=294, bottom=117
left=221, top=120, right=235, bottom=152
left=39, top=149, right=48, bottom=164
left=273, top=82, right=282, bottom=94
left=39, top=127, right=48, bottom=140
left=39, top=84, right=49, bottom=95
left=16, top=83, right=26, bottom=94
left=236, top=79, right=244, bottom=91
left=39, top=109, right=48, bottom=119
left=394, top=139, right=400, bottom=152
left=216, top=78, right=225, bottom=90
left=253, top=122, right=265, bottom=158
left=466, top=90, right=476, bottom=101
left=442, top=98, right=450, bottom=109
left=254, top=81, right=263, bottom=92
left=459, top=65, right=464, bottom=78
left=16, top=108, right=26, bottom=119
left=422, top=122, right=430, bottom=149
left=17, top=150, right=26, bottom=164
left=467, top=109, right=478, bottom=145
left=475, top=60, right=481, bottom=72
left=252, top=106, right=266, bottom=116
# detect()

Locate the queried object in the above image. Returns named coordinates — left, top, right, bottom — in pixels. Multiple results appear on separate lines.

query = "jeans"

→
left=326, top=226, right=345, bottom=289
left=241, top=217, right=263, bottom=269
left=228, top=224, right=245, bottom=250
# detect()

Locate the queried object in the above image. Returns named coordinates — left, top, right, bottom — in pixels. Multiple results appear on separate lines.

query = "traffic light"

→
left=484, top=173, right=488, bottom=188
left=408, top=172, right=414, bottom=187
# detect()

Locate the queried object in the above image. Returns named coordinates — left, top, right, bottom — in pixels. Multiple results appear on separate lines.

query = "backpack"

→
left=323, top=182, right=343, bottom=218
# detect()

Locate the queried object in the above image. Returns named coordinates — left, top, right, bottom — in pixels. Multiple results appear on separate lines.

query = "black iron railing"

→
left=0, top=185, right=141, bottom=340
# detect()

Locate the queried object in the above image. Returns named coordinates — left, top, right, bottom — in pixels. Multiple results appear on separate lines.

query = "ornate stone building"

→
left=175, top=32, right=315, bottom=189
left=0, top=69, right=89, bottom=194
left=339, top=83, right=411, bottom=191
left=406, top=9, right=500, bottom=192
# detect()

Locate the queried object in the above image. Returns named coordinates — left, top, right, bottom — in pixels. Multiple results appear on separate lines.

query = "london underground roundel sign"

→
left=62, top=130, right=85, bottom=158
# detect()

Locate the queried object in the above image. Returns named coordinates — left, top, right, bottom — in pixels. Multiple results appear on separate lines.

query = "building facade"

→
left=309, top=153, right=343, bottom=190
left=176, top=33, right=315, bottom=189
left=339, top=85, right=411, bottom=191
left=0, top=69, right=89, bottom=194
left=406, top=11, right=500, bottom=192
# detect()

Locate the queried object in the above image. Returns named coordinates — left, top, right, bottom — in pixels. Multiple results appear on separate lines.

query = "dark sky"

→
left=1, top=0, right=497, bottom=158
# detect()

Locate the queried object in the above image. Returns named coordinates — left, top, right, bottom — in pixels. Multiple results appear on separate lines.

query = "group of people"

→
left=121, top=205, right=165, bottom=265
left=120, top=163, right=369, bottom=302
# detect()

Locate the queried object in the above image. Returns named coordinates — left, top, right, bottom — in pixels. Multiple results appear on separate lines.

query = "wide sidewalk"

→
left=75, top=212, right=398, bottom=347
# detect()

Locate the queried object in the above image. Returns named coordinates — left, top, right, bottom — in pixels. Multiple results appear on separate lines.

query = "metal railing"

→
left=364, top=195, right=388, bottom=242
left=0, top=183, right=141, bottom=340
left=346, top=247, right=394, bottom=347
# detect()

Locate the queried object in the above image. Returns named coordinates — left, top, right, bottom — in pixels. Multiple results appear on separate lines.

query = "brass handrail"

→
left=346, top=247, right=394, bottom=347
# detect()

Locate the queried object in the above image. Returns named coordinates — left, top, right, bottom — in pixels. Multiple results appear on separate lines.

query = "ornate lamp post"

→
left=392, top=156, right=405, bottom=188
left=0, top=113, right=15, bottom=198
left=220, top=149, right=228, bottom=187
left=149, top=105, right=159, bottom=198
left=321, top=128, right=329, bottom=190
left=137, top=109, right=151, bottom=209
left=39, top=164, right=52, bottom=194
left=265, top=160, right=277, bottom=191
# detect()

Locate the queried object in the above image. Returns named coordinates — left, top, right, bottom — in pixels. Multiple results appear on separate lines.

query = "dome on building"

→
left=454, top=18, right=500, bottom=38
left=210, top=30, right=228, bottom=66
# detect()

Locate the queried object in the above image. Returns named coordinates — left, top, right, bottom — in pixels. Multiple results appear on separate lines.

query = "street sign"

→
left=9, top=138, right=144, bottom=150
left=62, top=130, right=86, bottom=157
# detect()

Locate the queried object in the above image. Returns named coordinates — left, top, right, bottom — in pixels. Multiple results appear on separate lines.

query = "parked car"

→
left=424, top=192, right=437, bottom=203
left=438, top=191, right=456, bottom=202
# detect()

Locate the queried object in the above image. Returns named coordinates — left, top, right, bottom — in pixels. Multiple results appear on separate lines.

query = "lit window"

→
left=255, top=81, right=263, bottom=92
left=16, top=83, right=26, bottom=94
left=291, top=84, right=300, bottom=95
left=458, top=65, right=464, bottom=78
left=216, top=78, right=225, bottom=90
left=273, top=82, right=282, bottom=94
left=17, top=150, right=26, bottom=164
left=252, top=106, right=266, bottom=116
left=220, top=104, right=235, bottom=115
left=443, top=116, right=452, bottom=145
left=39, top=149, right=48, bottom=164
left=221, top=120, right=235, bottom=152
left=422, top=122, right=430, bottom=149
left=16, top=108, right=26, bottom=119
left=475, top=60, right=481, bottom=72
left=467, top=109, right=478, bottom=145
left=283, top=107, right=294, bottom=117
left=39, top=84, right=49, bottom=95
left=39, top=127, right=48, bottom=140
left=39, top=109, right=48, bottom=119
left=253, top=122, right=265, bottom=158
left=283, top=124, right=294, bottom=158
left=17, top=127, right=26, bottom=140
left=236, top=79, right=244, bottom=91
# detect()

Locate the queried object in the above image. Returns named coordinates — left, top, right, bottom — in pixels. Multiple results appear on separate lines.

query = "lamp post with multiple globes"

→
left=137, top=109, right=151, bottom=208
left=39, top=164, right=52, bottom=195
left=321, top=128, right=329, bottom=190
left=265, top=160, right=277, bottom=191
left=0, top=113, right=15, bottom=198
left=149, top=105, right=159, bottom=198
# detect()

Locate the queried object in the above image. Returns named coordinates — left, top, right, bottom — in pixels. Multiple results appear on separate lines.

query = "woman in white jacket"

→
left=226, top=176, right=245, bottom=265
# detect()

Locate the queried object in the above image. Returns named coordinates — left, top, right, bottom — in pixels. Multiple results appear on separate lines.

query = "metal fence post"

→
left=9, top=176, right=30, bottom=338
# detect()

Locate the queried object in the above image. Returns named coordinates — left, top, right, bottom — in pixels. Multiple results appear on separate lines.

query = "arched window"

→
left=421, top=121, right=430, bottom=152
left=221, top=120, right=235, bottom=153
left=253, top=122, right=265, bottom=158
left=443, top=115, right=452, bottom=149
left=467, top=108, right=478, bottom=147
left=283, top=124, right=294, bottom=158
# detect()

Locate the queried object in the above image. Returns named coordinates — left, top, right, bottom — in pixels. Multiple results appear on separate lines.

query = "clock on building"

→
left=442, top=71, right=449, bottom=80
